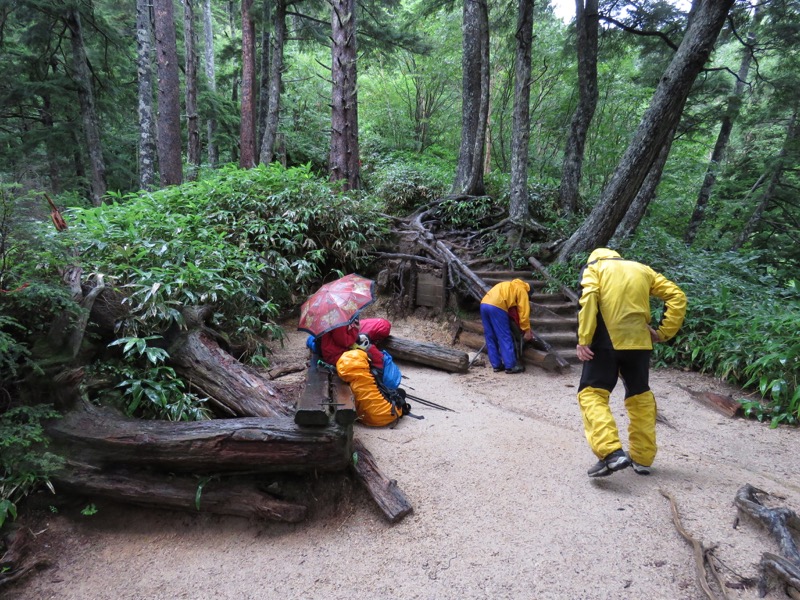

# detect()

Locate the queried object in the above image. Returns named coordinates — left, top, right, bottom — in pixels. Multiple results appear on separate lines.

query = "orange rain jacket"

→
left=336, top=349, right=402, bottom=427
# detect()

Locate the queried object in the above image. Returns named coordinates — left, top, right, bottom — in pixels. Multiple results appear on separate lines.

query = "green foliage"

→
left=363, top=150, right=451, bottom=213
left=101, top=336, right=211, bottom=422
left=0, top=405, right=63, bottom=528
left=621, top=229, right=800, bottom=426
left=67, top=163, right=388, bottom=355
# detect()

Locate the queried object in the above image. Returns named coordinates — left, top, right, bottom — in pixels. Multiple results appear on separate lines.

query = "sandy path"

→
left=7, top=315, right=799, bottom=600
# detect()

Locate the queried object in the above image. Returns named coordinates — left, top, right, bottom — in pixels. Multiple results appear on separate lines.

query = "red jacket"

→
left=319, top=320, right=387, bottom=369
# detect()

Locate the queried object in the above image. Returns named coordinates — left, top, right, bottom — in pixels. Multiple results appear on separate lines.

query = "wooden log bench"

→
left=295, top=352, right=356, bottom=427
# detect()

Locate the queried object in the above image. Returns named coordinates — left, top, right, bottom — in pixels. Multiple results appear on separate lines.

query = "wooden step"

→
left=530, top=292, right=570, bottom=303
left=480, top=277, right=547, bottom=290
left=531, top=316, right=577, bottom=332
left=533, top=301, right=578, bottom=316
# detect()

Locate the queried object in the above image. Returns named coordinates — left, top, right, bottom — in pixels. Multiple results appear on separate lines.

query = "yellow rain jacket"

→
left=578, top=248, right=686, bottom=349
left=481, top=279, right=532, bottom=332
left=336, top=349, right=402, bottom=427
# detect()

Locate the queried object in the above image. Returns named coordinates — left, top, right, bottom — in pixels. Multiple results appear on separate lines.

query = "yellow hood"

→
left=587, top=248, right=621, bottom=264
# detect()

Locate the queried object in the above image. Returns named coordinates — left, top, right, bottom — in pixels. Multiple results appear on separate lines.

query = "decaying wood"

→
left=679, top=385, right=742, bottom=418
left=735, top=484, right=800, bottom=596
left=267, top=364, right=306, bottom=379
left=54, top=467, right=307, bottom=522
left=47, top=401, right=352, bottom=474
left=660, top=488, right=722, bottom=600
left=382, top=335, right=469, bottom=373
left=332, top=375, right=356, bottom=426
left=169, top=329, right=290, bottom=418
left=295, top=353, right=331, bottom=426
left=0, top=526, right=51, bottom=590
left=351, top=438, right=413, bottom=524
left=457, top=323, right=567, bottom=373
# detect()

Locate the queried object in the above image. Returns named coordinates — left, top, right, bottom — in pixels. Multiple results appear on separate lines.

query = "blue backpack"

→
left=381, top=350, right=402, bottom=390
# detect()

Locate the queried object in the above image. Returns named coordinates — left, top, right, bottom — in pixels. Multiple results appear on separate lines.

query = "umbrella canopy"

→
left=298, top=274, right=376, bottom=337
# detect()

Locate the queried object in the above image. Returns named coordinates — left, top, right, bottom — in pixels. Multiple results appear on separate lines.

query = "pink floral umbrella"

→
left=297, top=274, right=376, bottom=336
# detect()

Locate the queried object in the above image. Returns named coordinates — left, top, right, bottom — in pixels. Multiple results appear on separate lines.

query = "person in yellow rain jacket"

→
left=480, top=279, right=534, bottom=374
left=576, top=248, right=686, bottom=478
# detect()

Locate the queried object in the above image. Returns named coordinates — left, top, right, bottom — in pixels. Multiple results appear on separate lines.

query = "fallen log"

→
left=295, top=353, right=332, bottom=426
left=457, top=324, right=566, bottom=373
left=169, top=330, right=291, bottom=418
left=53, top=467, right=307, bottom=522
left=382, top=335, right=469, bottom=373
left=678, top=385, right=742, bottom=418
left=47, top=401, right=352, bottom=474
left=351, top=438, right=413, bottom=524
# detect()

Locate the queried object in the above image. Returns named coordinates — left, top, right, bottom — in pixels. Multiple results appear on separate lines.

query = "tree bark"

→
left=381, top=335, right=470, bottom=373
left=239, top=0, right=258, bottom=168
left=453, top=0, right=489, bottom=196
left=259, top=0, right=286, bottom=166
left=202, top=0, right=219, bottom=167
left=509, top=0, right=534, bottom=223
left=329, top=0, right=360, bottom=190
left=257, top=0, right=271, bottom=150
left=732, top=104, right=798, bottom=250
left=154, top=0, right=184, bottom=186
left=685, top=16, right=758, bottom=244
left=168, top=329, right=291, bottom=418
left=54, top=467, right=308, bottom=522
left=611, top=126, right=676, bottom=243
left=558, top=0, right=599, bottom=215
left=556, top=0, right=734, bottom=262
left=64, top=8, right=107, bottom=206
left=136, top=0, right=157, bottom=190
left=47, top=401, right=352, bottom=474
left=351, top=438, right=413, bottom=523
left=183, top=0, right=201, bottom=178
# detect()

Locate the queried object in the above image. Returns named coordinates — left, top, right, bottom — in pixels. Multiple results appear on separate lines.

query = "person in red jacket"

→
left=319, top=316, right=390, bottom=370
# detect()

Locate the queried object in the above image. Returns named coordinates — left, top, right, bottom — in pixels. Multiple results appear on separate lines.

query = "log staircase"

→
left=474, top=270, right=580, bottom=366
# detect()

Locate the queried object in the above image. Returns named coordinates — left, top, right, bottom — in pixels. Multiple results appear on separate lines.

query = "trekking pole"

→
left=405, top=393, right=456, bottom=413
left=467, top=342, right=486, bottom=369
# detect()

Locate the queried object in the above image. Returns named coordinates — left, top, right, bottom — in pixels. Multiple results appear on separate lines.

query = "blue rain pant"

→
left=480, top=303, right=517, bottom=370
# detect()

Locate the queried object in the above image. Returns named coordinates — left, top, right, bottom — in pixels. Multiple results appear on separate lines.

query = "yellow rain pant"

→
left=577, top=386, right=657, bottom=465
left=625, top=390, right=657, bottom=467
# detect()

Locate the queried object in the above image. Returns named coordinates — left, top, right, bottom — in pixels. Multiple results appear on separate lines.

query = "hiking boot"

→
left=492, top=365, right=505, bottom=373
left=625, top=452, right=651, bottom=475
left=587, top=449, right=631, bottom=478
left=505, top=365, right=524, bottom=374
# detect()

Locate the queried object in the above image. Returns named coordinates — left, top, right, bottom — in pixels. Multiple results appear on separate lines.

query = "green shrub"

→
left=0, top=405, right=64, bottom=528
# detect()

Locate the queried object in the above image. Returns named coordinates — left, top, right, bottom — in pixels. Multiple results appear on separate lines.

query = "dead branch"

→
left=660, top=488, right=722, bottom=600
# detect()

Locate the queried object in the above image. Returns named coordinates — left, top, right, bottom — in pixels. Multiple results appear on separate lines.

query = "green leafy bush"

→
left=67, top=163, right=389, bottom=353
left=363, top=150, right=451, bottom=213
left=0, top=405, right=63, bottom=528
left=624, top=230, right=800, bottom=427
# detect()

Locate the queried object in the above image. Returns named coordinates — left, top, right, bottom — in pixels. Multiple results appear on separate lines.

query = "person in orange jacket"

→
left=480, top=279, right=533, bottom=374
left=576, top=248, right=686, bottom=478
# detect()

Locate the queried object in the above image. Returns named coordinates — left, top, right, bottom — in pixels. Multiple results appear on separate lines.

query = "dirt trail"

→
left=6, top=314, right=800, bottom=600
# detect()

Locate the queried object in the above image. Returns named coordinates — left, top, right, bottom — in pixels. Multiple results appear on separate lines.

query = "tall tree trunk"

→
left=228, top=0, right=240, bottom=164
left=259, top=0, right=285, bottom=165
left=154, top=0, right=184, bottom=186
left=40, top=93, right=61, bottom=193
left=184, top=0, right=201, bottom=178
left=257, top=0, right=271, bottom=151
left=64, top=8, right=107, bottom=206
left=329, top=0, right=360, bottom=191
left=202, top=0, right=219, bottom=167
left=558, top=0, right=599, bottom=215
left=684, top=14, right=759, bottom=244
left=136, top=0, right=157, bottom=190
left=611, top=127, right=677, bottom=244
left=732, top=105, right=799, bottom=250
left=509, top=0, right=534, bottom=223
left=453, top=0, right=489, bottom=196
left=556, top=0, right=734, bottom=262
left=239, top=0, right=258, bottom=168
